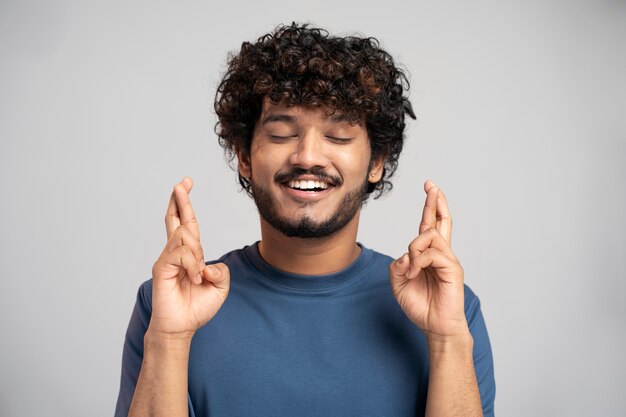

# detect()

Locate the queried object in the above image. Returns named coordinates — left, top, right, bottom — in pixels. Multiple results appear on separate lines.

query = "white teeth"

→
left=288, top=180, right=329, bottom=190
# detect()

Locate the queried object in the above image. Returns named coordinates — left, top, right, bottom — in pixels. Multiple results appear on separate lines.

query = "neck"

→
left=258, top=212, right=362, bottom=275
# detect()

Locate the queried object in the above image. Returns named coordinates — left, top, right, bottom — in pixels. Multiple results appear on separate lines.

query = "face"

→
left=237, top=99, right=385, bottom=239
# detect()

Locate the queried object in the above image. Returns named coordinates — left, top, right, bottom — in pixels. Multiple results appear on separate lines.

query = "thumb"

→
left=389, top=253, right=410, bottom=280
left=203, top=262, right=230, bottom=292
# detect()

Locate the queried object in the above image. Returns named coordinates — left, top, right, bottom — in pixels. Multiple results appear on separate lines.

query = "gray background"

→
left=1, top=0, right=625, bottom=416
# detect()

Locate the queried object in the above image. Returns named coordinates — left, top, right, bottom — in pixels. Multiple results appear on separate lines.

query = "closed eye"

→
left=326, top=136, right=353, bottom=143
left=270, top=135, right=298, bottom=141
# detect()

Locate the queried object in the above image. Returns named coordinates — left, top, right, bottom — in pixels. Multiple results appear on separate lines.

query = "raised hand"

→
left=389, top=180, right=468, bottom=342
left=149, top=177, right=230, bottom=337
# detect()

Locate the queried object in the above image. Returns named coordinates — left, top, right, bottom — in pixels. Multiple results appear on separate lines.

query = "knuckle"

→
left=408, top=242, right=421, bottom=255
left=215, top=262, right=230, bottom=276
left=178, top=245, right=193, bottom=260
left=169, top=224, right=182, bottom=238
left=174, top=225, right=190, bottom=241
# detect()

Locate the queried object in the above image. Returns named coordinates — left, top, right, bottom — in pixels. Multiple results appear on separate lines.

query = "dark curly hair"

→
left=214, top=22, right=415, bottom=199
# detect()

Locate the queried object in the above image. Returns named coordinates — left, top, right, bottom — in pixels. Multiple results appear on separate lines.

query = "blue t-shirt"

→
left=115, top=243, right=496, bottom=417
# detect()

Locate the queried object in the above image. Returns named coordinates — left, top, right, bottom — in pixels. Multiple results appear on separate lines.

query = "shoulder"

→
left=360, top=244, right=395, bottom=267
left=134, top=279, right=153, bottom=313
left=462, top=284, right=484, bottom=319
left=206, top=244, right=256, bottom=270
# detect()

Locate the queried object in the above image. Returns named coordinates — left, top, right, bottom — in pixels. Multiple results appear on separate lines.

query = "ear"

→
left=236, top=145, right=251, bottom=179
left=368, top=155, right=385, bottom=183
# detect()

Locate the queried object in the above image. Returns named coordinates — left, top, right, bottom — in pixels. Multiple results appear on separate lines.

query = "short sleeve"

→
left=114, top=281, right=152, bottom=417
left=464, top=285, right=496, bottom=417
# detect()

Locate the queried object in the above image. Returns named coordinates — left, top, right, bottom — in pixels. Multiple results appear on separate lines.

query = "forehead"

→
left=257, top=98, right=363, bottom=126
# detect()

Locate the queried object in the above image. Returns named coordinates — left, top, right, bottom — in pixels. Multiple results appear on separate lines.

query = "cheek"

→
left=336, top=147, right=371, bottom=177
left=250, top=147, right=283, bottom=178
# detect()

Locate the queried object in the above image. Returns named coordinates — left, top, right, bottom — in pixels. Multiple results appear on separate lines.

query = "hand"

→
left=148, top=177, right=230, bottom=338
left=389, top=180, right=468, bottom=342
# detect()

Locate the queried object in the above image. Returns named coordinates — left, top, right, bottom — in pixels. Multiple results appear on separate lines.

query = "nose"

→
left=288, top=129, right=329, bottom=169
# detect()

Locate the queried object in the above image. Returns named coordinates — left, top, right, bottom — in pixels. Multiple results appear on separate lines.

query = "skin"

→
left=128, top=100, right=483, bottom=417
left=237, top=100, right=384, bottom=275
left=389, top=182, right=483, bottom=416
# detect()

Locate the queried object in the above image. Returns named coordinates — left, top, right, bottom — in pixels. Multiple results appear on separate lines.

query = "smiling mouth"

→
left=275, top=168, right=341, bottom=193
left=287, top=180, right=330, bottom=192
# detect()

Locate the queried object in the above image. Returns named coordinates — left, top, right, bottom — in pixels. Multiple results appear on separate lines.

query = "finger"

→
left=409, top=228, right=455, bottom=259
left=202, top=262, right=230, bottom=293
left=407, top=228, right=456, bottom=278
left=389, top=253, right=411, bottom=287
left=436, top=188, right=452, bottom=244
left=164, top=224, right=205, bottom=269
left=165, top=177, right=193, bottom=240
left=419, top=180, right=439, bottom=235
left=157, top=245, right=204, bottom=285
left=165, top=188, right=181, bottom=240
left=389, top=252, right=410, bottom=276
left=174, top=177, right=201, bottom=240
left=406, top=247, right=461, bottom=283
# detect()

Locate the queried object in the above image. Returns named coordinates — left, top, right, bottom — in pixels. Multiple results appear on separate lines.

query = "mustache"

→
left=274, top=167, right=342, bottom=186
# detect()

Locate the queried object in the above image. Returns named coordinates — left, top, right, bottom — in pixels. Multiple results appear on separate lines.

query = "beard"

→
left=251, top=172, right=369, bottom=239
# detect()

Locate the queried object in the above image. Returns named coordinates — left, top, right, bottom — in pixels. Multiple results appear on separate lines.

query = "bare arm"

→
left=425, top=333, right=483, bottom=417
left=389, top=181, right=483, bottom=417
left=128, top=331, right=193, bottom=417
left=127, top=177, right=230, bottom=417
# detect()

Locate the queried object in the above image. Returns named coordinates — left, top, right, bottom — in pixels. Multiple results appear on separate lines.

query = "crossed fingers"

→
left=406, top=228, right=459, bottom=279
left=405, top=180, right=459, bottom=279
left=165, top=177, right=201, bottom=242
left=162, top=177, right=205, bottom=283
left=419, top=180, right=452, bottom=243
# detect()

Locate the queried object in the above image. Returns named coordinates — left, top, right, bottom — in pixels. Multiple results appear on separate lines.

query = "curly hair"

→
left=214, top=22, right=415, bottom=199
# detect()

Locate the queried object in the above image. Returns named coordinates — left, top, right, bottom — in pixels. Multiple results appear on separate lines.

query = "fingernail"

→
left=196, top=272, right=202, bottom=283
left=207, top=265, right=219, bottom=276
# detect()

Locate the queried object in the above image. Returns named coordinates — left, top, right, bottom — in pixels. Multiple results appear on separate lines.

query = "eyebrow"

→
left=329, top=113, right=362, bottom=126
left=261, top=114, right=296, bottom=125
left=261, top=112, right=362, bottom=126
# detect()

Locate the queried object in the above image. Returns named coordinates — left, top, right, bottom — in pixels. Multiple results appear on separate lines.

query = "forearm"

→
left=128, top=330, right=193, bottom=417
left=425, top=331, right=483, bottom=417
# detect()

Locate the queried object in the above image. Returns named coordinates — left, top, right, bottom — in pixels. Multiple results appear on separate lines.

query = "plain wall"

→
left=1, top=0, right=625, bottom=416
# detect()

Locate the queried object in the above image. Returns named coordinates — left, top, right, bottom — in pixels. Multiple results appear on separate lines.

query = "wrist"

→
left=425, top=329, right=474, bottom=355
left=144, top=328, right=194, bottom=352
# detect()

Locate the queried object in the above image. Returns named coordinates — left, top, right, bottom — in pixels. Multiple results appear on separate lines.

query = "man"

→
left=115, top=23, right=495, bottom=417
